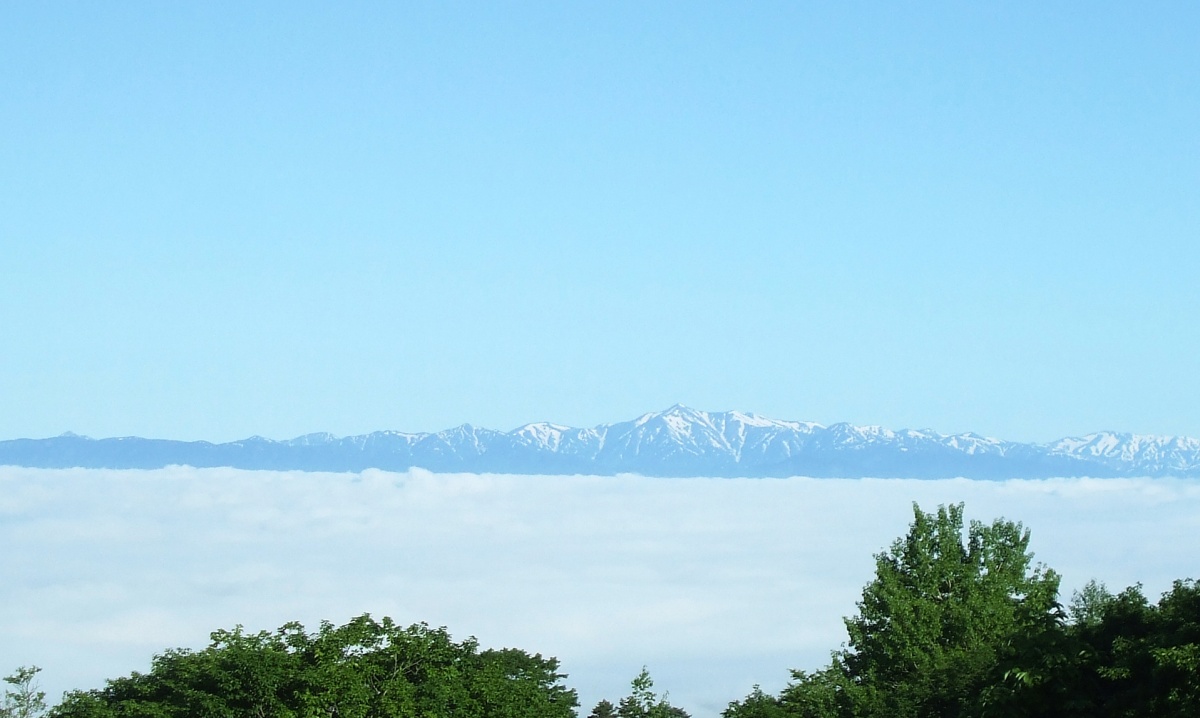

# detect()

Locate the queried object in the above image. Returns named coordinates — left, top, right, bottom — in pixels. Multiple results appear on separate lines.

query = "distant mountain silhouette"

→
left=3, top=406, right=1198, bottom=478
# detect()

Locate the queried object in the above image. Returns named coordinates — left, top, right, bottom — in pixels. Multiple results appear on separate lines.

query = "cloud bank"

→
left=2, top=468, right=1198, bottom=717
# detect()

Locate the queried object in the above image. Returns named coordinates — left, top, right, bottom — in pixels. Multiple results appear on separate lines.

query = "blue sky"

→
left=2, top=2, right=1198, bottom=442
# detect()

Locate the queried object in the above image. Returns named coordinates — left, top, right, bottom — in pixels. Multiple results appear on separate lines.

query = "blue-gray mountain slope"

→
left=2, top=406, right=1198, bottom=478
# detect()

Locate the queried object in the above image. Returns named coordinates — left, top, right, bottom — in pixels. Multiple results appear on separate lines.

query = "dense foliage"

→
left=11, top=502, right=1199, bottom=718
left=47, top=615, right=576, bottom=718
left=723, top=503, right=1200, bottom=718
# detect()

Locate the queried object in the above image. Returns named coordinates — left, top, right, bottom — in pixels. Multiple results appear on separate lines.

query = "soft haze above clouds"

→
left=2, top=2, right=1199, bottom=443
left=3, top=468, right=1198, bottom=717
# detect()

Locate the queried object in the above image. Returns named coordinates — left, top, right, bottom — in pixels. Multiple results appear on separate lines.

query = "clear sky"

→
left=2, top=2, right=1198, bottom=443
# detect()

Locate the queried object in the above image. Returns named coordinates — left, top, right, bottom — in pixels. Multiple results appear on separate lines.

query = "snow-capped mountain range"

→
left=3, top=405, right=1198, bottom=478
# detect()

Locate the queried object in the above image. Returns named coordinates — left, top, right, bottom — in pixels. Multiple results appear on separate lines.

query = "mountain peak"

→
left=659, top=404, right=704, bottom=417
left=4, top=410, right=1198, bottom=478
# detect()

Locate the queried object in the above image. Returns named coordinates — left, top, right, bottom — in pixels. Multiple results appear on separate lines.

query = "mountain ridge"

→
left=2, top=405, right=1197, bottom=478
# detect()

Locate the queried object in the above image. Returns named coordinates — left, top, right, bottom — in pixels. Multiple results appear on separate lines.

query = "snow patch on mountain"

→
left=4, top=406, right=1198, bottom=478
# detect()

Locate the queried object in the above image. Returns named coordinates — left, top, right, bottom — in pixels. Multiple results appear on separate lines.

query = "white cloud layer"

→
left=2, top=468, right=1198, bottom=717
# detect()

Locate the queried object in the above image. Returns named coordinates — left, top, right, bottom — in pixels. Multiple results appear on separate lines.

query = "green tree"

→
left=722, top=684, right=786, bottom=718
left=600, top=668, right=688, bottom=718
left=50, top=615, right=577, bottom=718
left=1148, top=579, right=1200, bottom=716
left=975, top=576, right=1114, bottom=718
left=725, top=504, right=1200, bottom=718
left=726, top=503, right=1068, bottom=718
left=2, top=667, right=47, bottom=718
left=841, top=503, right=1061, bottom=718
left=776, top=666, right=853, bottom=718
left=1063, top=579, right=1200, bottom=717
left=1068, top=579, right=1114, bottom=628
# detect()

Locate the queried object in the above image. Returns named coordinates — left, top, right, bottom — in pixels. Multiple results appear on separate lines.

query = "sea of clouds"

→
left=2, top=468, right=1198, bottom=717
